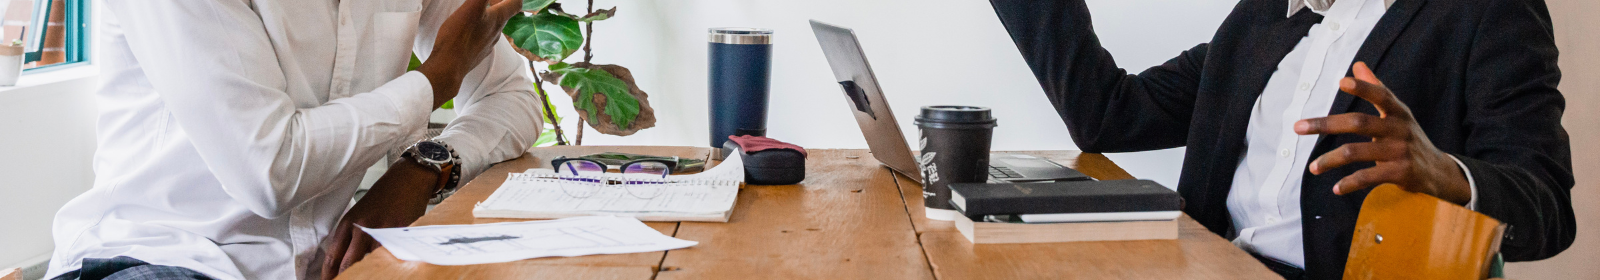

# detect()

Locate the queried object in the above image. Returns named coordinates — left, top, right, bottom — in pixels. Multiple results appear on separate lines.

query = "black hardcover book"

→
left=948, top=179, right=1180, bottom=220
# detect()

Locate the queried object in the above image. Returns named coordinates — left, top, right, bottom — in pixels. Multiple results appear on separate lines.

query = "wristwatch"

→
left=403, top=139, right=462, bottom=200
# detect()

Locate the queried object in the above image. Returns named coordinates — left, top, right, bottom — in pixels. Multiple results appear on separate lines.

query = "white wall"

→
left=542, top=0, right=1242, bottom=187
left=8, top=0, right=1593, bottom=278
left=0, top=74, right=99, bottom=270
left=0, top=0, right=102, bottom=273
left=1505, top=0, right=1600, bottom=278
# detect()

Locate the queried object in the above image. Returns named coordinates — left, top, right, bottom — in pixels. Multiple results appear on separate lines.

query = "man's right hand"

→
left=319, top=157, right=443, bottom=280
left=416, top=0, right=521, bottom=108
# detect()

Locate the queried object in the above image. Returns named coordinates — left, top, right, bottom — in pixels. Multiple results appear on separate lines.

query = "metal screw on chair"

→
left=1375, top=233, right=1384, bottom=244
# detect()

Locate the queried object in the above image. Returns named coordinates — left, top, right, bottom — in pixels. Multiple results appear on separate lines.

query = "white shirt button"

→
left=1297, top=82, right=1312, bottom=91
left=1278, top=149, right=1293, bottom=158
left=1328, top=22, right=1342, bottom=31
left=1266, top=216, right=1280, bottom=224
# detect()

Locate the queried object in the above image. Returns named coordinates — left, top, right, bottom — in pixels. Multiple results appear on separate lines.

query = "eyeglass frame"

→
left=548, top=157, right=680, bottom=198
left=548, top=156, right=680, bottom=180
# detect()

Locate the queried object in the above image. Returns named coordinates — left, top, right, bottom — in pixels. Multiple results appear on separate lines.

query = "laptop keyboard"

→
left=989, top=166, right=1023, bottom=179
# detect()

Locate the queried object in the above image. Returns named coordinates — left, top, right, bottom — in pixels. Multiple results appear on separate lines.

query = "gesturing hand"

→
left=1293, top=62, right=1472, bottom=205
left=415, top=0, right=521, bottom=108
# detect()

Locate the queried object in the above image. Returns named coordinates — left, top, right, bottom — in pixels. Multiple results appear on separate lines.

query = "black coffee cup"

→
left=914, top=105, right=997, bottom=221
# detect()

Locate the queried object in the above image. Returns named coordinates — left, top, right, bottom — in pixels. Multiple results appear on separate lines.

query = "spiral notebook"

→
left=472, top=153, right=744, bottom=222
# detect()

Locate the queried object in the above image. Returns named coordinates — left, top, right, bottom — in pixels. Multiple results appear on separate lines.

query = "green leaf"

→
left=556, top=68, right=639, bottom=128
left=546, top=4, right=615, bottom=22
left=532, top=128, right=560, bottom=147
left=546, top=3, right=579, bottom=18
left=548, top=62, right=571, bottom=71
left=522, top=0, right=556, bottom=12
left=577, top=8, right=616, bottom=22
left=502, top=11, right=583, bottom=63
left=407, top=53, right=421, bottom=71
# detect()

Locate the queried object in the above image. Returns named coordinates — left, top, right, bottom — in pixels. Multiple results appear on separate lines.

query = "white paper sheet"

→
left=472, top=152, right=744, bottom=220
left=360, top=216, right=696, bottom=265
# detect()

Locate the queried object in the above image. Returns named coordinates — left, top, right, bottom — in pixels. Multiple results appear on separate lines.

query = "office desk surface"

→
left=337, top=146, right=1280, bottom=280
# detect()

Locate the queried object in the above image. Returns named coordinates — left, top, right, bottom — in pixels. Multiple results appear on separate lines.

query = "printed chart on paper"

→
left=362, top=216, right=697, bottom=265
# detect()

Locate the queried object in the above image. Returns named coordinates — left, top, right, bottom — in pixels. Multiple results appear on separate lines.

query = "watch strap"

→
left=439, top=159, right=462, bottom=193
left=405, top=139, right=463, bottom=198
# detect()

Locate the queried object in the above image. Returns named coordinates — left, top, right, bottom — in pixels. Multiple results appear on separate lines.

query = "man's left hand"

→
left=1293, top=62, right=1472, bottom=205
left=320, top=159, right=443, bottom=280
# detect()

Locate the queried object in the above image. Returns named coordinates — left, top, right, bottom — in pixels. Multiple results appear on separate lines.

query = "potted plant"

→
left=502, top=0, right=656, bottom=146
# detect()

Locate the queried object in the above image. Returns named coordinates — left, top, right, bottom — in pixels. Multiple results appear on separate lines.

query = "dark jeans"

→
left=50, top=256, right=214, bottom=280
left=1251, top=252, right=1306, bottom=280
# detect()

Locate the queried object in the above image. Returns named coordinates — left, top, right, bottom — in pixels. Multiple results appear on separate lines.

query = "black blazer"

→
left=990, top=0, right=1574, bottom=278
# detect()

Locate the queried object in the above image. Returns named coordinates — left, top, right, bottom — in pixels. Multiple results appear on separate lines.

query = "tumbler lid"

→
left=709, top=28, right=773, bottom=44
left=915, top=106, right=997, bottom=127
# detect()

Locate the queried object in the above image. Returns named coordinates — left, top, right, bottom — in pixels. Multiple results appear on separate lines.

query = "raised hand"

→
left=1293, top=62, right=1473, bottom=205
left=416, top=0, right=522, bottom=108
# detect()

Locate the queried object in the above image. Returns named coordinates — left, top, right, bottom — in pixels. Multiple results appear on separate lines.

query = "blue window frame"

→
left=22, top=0, right=88, bottom=72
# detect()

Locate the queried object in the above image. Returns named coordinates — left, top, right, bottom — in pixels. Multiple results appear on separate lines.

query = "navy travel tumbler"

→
left=708, top=28, right=774, bottom=148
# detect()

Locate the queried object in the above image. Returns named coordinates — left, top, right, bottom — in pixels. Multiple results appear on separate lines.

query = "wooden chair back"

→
left=1344, top=184, right=1505, bottom=279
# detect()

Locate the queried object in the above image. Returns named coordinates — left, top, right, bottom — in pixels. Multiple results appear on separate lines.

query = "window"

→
left=2, top=0, right=87, bottom=71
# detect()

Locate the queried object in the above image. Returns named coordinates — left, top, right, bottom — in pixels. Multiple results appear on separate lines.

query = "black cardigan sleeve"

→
left=1456, top=0, right=1575, bottom=262
left=989, top=0, right=1207, bottom=153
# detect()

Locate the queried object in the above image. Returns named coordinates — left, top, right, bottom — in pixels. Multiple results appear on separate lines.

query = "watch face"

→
left=416, top=141, right=451, bottom=162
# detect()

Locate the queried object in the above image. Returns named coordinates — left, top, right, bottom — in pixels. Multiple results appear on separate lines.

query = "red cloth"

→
left=728, top=135, right=807, bottom=157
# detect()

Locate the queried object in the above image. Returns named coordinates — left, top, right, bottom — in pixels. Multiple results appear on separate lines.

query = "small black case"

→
left=721, top=140, right=806, bottom=185
left=949, top=179, right=1180, bottom=221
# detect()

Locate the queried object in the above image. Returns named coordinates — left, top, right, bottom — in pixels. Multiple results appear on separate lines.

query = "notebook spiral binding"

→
left=505, top=172, right=737, bottom=188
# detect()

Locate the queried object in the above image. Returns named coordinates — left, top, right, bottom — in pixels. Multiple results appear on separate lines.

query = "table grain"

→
left=337, top=146, right=1279, bottom=279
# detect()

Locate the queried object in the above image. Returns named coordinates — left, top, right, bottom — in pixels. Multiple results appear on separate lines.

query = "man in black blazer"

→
left=990, top=0, right=1574, bottom=278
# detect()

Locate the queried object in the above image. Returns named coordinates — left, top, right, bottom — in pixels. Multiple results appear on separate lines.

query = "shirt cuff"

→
left=431, top=130, right=489, bottom=185
left=386, top=71, right=435, bottom=133
left=382, top=71, right=436, bottom=160
left=1447, top=154, right=1478, bottom=210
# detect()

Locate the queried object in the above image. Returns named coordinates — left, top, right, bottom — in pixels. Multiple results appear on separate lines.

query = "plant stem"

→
left=581, top=0, right=594, bottom=63
left=529, top=62, right=568, bottom=146
left=575, top=120, right=585, bottom=145
left=561, top=0, right=594, bottom=145
left=575, top=0, right=592, bottom=145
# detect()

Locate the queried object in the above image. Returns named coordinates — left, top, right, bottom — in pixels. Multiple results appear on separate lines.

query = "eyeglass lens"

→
left=622, top=161, right=671, bottom=198
left=558, top=160, right=606, bottom=177
left=557, top=161, right=605, bottom=197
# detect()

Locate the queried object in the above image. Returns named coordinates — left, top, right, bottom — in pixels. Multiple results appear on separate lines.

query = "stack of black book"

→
left=948, top=179, right=1181, bottom=244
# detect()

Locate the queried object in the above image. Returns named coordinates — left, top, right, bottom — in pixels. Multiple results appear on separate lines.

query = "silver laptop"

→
left=809, top=20, right=1090, bottom=183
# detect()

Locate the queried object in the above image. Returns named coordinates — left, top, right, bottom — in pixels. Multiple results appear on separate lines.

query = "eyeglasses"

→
left=550, top=157, right=679, bottom=198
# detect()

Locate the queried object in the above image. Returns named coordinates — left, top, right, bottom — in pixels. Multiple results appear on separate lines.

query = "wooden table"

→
left=337, top=146, right=1280, bottom=279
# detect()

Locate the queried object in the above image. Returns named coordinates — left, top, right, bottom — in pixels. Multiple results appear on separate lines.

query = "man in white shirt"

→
left=45, top=0, right=541, bottom=279
left=992, top=0, right=1574, bottom=278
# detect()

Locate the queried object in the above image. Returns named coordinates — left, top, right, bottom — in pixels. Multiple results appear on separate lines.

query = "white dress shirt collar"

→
left=1289, top=0, right=1396, bottom=17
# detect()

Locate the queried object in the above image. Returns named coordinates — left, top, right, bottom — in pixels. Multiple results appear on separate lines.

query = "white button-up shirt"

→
left=46, top=0, right=543, bottom=279
left=1228, top=0, right=1478, bottom=268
